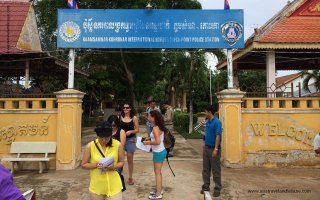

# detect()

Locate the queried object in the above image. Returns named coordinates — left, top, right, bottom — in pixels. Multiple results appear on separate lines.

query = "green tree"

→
left=238, top=70, right=266, bottom=93
left=302, top=70, right=320, bottom=93
left=34, top=0, right=202, bottom=105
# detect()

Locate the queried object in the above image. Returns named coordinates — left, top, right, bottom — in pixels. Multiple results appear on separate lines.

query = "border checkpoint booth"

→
left=0, top=0, right=88, bottom=171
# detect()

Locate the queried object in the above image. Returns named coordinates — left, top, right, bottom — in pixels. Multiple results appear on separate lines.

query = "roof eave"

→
left=216, top=42, right=320, bottom=70
left=54, top=59, right=89, bottom=77
left=216, top=43, right=254, bottom=70
left=254, top=42, right=320, bottom=49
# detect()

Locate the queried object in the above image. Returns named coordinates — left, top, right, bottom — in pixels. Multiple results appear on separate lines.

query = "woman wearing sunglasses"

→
left=119, top=103, right=139, bottom=185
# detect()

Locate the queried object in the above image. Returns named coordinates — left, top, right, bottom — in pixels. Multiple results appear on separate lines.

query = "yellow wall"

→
left=0, top=90, right=84, bottom=171
left=242, top=113, right=318, bottom=152
left=0, top=98, right=58, bottom=169
left=218, top=90, right=320, bottom=168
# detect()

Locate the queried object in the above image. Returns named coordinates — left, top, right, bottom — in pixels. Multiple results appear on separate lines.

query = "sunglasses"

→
left=123, top=106, right=130, bottom=109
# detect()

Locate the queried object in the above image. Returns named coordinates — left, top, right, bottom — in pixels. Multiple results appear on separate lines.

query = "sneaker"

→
left=213, top=190, right=220, bottom=197
left=149, top=190, right=164, bottom=195
left=148, top=194, right=163, bottom=199
left=200, top=189, right=209, bottom=194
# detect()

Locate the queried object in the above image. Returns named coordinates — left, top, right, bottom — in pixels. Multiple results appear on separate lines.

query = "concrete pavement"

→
left=12, top=126, right=320, bottom=200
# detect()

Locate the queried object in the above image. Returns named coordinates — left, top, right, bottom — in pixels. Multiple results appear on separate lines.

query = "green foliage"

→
left=212, top=70, right=228, bottom=92
left=34, top=0, right=224, bottom=122
left=173, top=112, right=197, bottom=134
left=194, top=101, right=208, bottom=113
left=238, top=70, right=266, bottom=92
left=302, top=70, right=320, bottom=92
left=151, top=80, right=168, bottom=103
left=179, top=130, right=204, bottom=139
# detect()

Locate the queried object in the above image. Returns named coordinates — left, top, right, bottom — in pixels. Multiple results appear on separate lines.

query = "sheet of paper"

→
left=100, top=156, right=114, bottom=168
left=136, top=136, right=151, bottom=152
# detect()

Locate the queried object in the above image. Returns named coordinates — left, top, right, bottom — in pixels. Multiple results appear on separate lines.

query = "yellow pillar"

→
left=182, top=91, right=187, bottom=112
left=55, top=89, right=85, bottom=170
left=216, top=89, right=245, bottom=168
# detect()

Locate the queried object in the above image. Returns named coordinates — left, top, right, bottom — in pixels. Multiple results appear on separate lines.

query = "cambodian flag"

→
left=224, top=0, right=230, bottom=10
left=68, top=0, right=78, bottom=9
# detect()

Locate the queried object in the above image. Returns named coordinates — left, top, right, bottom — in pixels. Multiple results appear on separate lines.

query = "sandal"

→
left=149, top=190, right=164, bottom=196
left=128, top=178, right=134, bottom=185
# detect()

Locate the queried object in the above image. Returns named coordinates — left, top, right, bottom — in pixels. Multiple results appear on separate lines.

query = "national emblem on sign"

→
left=221, top=22, right=243, bottom=46
left=59, top=21, right=81, bottom=43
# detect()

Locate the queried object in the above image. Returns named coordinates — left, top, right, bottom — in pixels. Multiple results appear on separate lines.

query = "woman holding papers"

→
left=82, top=121, right=125, bottom=200
left=143, top=110, right=167, bottom=200
left=119, top=103, right=139, bottom=185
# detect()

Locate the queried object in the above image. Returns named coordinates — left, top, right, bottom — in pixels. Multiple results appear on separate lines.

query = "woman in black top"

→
left=119, top=103, right=139, bottom=185
left=107, top=115, right=126, bottom=147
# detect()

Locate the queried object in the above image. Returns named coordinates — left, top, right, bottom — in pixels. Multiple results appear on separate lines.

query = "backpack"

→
left=163, top=127, right=175, bottom=150
left=163, top=127, right=176, bottom=176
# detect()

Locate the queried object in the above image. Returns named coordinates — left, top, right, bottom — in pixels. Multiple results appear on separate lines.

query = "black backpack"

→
left=163, top=127, right=175, bottom=150
left=163, top=127, right=175, bottom=176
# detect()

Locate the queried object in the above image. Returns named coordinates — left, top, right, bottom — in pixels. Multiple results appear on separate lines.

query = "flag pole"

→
left=227, top=49, right=233, bottom=89
left=68, top=49, right=75, bottom=88
left=225, top=0, right=233, bottom=89
left=210, top=69, right=213, bottom=104
left=67, top=0, right=78, bottom=89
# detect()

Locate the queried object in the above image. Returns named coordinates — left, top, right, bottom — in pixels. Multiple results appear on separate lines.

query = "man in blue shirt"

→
left=200, top=104, right=222, bottom=197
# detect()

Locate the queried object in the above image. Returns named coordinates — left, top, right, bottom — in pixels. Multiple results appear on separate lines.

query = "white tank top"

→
left=150, top=130, right=165, bottom=152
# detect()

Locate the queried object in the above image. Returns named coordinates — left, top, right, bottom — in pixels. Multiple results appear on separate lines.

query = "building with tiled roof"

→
left=276, top=71, right=318, bottom=97
left=0, top=0, right=41, bottom=53
left=217, top=0, right=320, bottom=93
left=276, top=72, right=303, bottom=88
left=0, top=0, right=88, bottom=92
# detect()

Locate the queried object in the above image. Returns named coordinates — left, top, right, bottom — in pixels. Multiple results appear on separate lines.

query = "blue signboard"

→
left=57, top=9, right=244, bottom=49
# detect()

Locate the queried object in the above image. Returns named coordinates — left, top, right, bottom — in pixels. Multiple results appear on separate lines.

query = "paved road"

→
left=13, top=126, right=320, bottom=200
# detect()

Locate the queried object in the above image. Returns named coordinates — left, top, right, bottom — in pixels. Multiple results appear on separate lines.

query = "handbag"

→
left=93, top=140, right=126, bottom=192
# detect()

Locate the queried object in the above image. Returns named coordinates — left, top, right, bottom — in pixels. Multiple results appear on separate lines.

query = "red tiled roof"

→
left=260, top=0, right=320, bottom=43
left=276, top=72, right=302, bottom=87
left=260, top=17, right=320, bottom=43
left=0, top=1, right=30, bottom=53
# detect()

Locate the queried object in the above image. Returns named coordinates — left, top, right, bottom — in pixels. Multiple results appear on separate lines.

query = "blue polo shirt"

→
left=204, top=117, right=222, bottom=146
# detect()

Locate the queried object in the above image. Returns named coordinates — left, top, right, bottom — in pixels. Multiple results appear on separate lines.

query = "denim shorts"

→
left=124, top=137, right=136, bottom=153
left=153, top=149, right=167, bottom=163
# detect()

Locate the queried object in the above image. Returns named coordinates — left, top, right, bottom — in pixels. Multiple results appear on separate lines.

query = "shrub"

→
left=173, top=112, right=197, bottom=134
left=195, top=112, right=206, bottom=118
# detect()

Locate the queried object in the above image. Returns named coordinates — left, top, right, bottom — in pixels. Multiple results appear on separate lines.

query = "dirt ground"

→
left=12, top=126, right=320, bottom=200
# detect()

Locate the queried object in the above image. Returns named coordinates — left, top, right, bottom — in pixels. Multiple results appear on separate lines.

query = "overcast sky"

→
left=198, top=0, right=292, bottom=39
left=198, top=0, right=297, bottom=76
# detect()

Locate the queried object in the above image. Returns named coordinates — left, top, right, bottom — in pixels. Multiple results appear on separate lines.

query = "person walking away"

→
left=143, top=110, right=167, bottom=200
left=146, top=98, right=160, bottom=137
left=82, top=121, right=125, bottom=200
left=200, top=104, right=222, bottom=198
left=119, top=103, right=139, bottom=185
left=314, top=132, right=320, bottom=154
left=162, top=101, right=174, bottom=157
